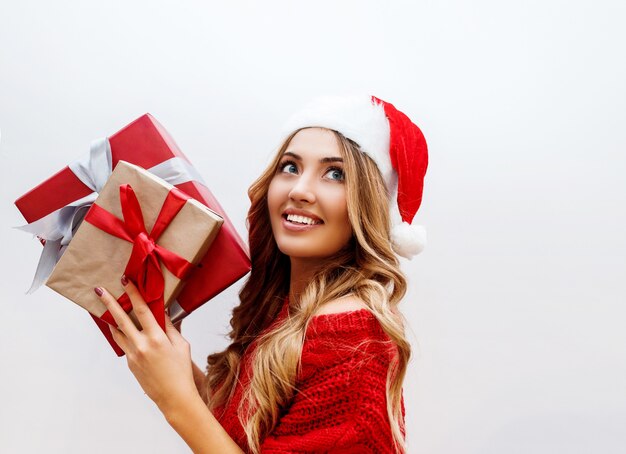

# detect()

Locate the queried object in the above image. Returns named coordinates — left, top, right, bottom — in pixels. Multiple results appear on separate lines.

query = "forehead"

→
left=285, top=128, right=342, bottom=159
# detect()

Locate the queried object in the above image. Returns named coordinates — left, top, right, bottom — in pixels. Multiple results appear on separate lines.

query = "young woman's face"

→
left=267, top=128, right=353, bottom=262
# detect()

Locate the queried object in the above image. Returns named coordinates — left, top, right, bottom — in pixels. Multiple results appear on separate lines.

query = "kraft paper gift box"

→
left=15, top=114, right=251, bottom=355
left=47, top=160, right=223, bottom=331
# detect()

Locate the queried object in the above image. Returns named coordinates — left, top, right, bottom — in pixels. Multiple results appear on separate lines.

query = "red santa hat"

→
left=282, top=95, right=428, bottom=259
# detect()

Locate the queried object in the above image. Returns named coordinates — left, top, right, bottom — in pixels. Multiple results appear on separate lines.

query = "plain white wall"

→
left=1, top=1, right=625, bottom=453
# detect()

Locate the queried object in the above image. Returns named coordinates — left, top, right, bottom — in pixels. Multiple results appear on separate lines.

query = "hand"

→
left=94, top=276, right=199, bottom=417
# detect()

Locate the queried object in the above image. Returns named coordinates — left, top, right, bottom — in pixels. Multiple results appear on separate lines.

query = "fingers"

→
left=109, top=324, right=130, bottom=353
left=95, top=276, right=172, bottom=355
left=121, top=275, right=160, bottom=335
left=95, top=286, right=140, bottom=342
left=164, top=313, right=184, bottom=344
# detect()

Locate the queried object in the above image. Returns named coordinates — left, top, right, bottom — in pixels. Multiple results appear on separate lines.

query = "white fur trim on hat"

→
left=281, top=96, right=393, bottom=186
left=391, top=222, right=427, bottom=259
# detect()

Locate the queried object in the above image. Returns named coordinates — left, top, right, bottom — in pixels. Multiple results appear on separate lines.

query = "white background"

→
left=1, top=1, right=625, bottom=453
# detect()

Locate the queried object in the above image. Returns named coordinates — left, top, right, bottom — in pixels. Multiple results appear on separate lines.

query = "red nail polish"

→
left=94, top=287, right=103, bottom=297
left=121, top=275, right=128, bottom=286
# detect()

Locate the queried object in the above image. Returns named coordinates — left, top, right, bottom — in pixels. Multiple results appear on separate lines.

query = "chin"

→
left=275, top=238, right=351, bottom=262
left=278, top=246, right=330, bottom=260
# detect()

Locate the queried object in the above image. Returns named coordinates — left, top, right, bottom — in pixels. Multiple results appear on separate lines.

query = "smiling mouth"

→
left=284, top=214, right=323, bottom=225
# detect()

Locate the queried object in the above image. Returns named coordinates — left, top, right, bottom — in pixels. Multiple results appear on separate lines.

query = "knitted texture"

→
left=213, top=301, right=405, bottom=453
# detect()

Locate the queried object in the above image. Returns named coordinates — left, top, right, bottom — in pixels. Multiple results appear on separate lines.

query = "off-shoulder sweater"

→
left=213, top=301, right=404, bottom=453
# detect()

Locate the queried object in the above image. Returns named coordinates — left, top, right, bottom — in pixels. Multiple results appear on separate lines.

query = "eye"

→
left=279, top=161, right=298, bottom=175
left=324, top=167, right=345, bottom=182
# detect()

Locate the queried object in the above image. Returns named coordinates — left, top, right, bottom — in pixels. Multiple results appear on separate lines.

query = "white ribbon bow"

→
left=17, top=138, right=205, bottom=293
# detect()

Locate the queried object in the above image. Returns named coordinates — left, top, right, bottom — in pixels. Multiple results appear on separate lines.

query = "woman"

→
left=94, top=95, right=428, bottom=453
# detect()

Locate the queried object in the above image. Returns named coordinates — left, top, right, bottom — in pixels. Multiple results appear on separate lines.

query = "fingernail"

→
left=121, top=275, right=128, bottom=286
left=94, top=287, right=103, bottom=297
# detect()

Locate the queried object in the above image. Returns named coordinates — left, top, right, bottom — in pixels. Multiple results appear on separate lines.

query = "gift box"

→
left=47, top=160, right=223, bottom=331
left=15, top=114, right=251, bottom=355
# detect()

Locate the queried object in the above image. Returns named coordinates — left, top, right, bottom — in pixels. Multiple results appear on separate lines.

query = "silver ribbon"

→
left=17, top=138, right=206, bottom=293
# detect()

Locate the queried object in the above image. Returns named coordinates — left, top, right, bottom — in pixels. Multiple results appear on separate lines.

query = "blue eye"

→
left=279, top=161, right=298, bottom=174
left=325, top=167, right=345, bottom=181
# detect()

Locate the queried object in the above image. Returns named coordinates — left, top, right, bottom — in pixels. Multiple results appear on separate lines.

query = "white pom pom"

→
left=391, top=222, right=427, bottom=259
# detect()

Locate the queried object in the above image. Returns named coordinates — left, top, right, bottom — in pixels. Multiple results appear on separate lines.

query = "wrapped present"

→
left=15, top=114, right=251, bottom=355
left=46, top=161, right=223, bottom=331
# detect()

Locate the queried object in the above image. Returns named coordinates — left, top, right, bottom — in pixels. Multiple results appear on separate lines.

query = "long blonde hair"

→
left=206, top=128, right=411, bottom=453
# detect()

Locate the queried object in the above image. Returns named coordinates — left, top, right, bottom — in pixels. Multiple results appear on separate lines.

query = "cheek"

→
left=267, top=179, right=292, bottom=230
left=267, top=180, right=282, bottom=214
left=331, top=192, right=352, bottom=235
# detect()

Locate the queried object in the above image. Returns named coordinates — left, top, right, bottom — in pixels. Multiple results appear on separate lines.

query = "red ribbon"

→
left=85, top=184, right=193, bottom=330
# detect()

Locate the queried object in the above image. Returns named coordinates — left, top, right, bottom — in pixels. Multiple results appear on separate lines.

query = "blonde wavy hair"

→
left=206, top=128, right=411, bottom=453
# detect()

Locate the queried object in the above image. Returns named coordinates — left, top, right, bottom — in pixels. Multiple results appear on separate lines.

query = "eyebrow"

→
left=282, top=151, right=343, bottom=164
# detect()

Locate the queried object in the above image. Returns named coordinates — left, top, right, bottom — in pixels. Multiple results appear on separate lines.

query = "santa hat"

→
left=282, top=95, right=428, bottom=259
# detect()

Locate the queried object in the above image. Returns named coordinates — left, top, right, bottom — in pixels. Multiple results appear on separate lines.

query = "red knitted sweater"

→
left=213, top=301, right=405, bottom=453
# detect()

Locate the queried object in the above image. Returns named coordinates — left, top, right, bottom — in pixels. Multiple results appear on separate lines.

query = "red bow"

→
left=85, top=184, right=193, bottom=330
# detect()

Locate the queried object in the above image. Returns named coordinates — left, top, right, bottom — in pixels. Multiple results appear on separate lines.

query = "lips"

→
left=285, top=214, right=321, bottom=225
left=282, top=208, right=324, bottom=226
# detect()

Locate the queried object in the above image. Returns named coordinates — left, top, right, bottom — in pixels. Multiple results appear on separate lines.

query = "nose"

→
left=288, top=174, right=316, bottom=204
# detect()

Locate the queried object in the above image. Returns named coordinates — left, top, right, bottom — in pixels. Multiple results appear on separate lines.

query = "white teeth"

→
left=286, top=214, right=319, bottom=225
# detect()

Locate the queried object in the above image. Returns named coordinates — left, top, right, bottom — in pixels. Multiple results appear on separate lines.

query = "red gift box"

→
left=15, top=114, right=251, bottom=355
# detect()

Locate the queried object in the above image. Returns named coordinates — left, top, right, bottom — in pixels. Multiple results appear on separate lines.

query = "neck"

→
left=288, top=257, right=325, bottom=305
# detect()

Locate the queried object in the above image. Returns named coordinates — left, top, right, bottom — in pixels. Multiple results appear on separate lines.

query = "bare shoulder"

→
left=313, top=294, right=368, bottom=316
